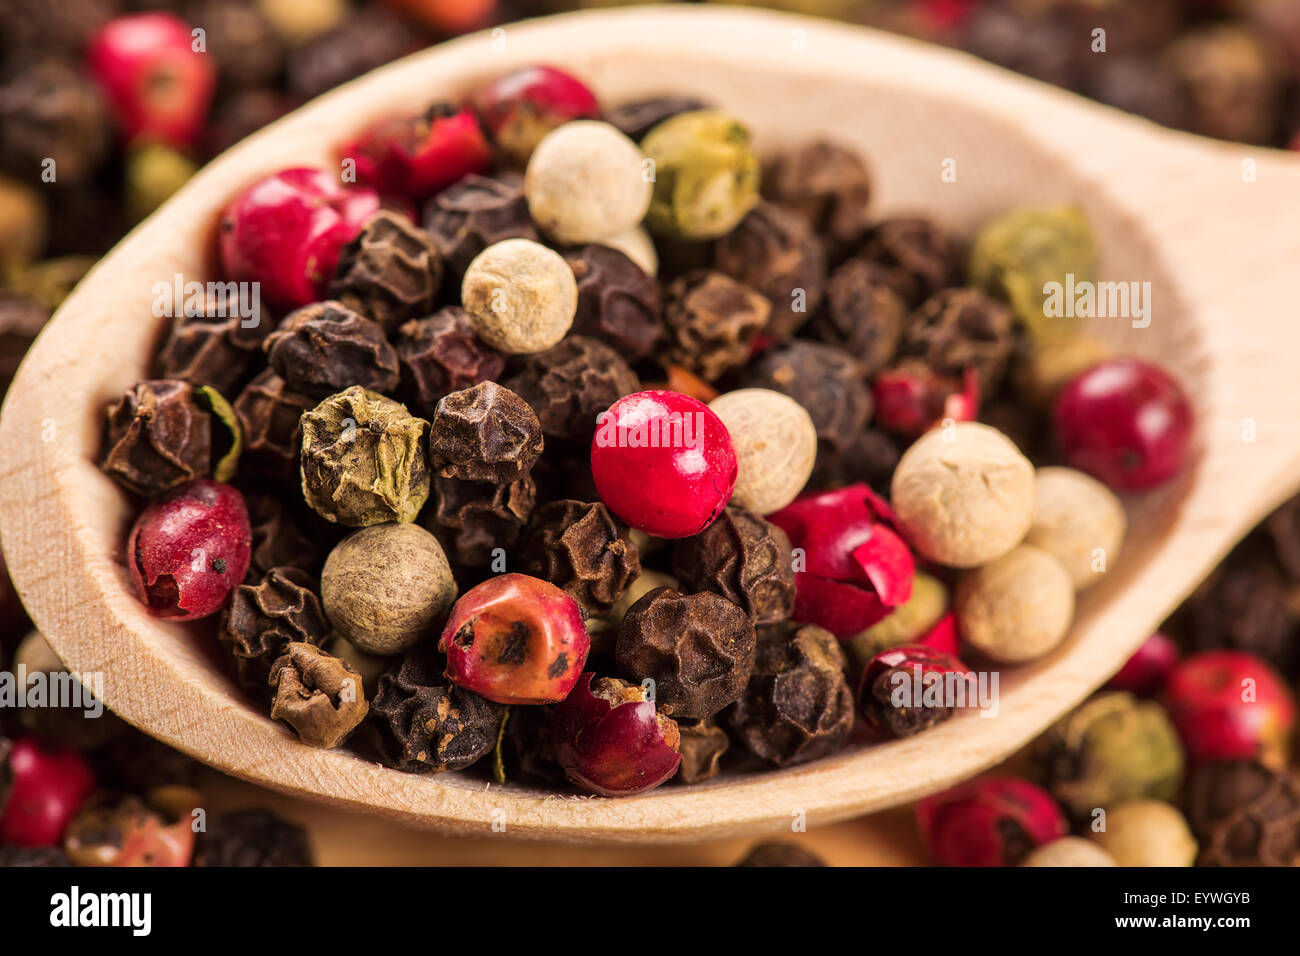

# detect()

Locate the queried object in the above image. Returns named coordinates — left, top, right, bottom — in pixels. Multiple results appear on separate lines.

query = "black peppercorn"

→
left=1185, top=759, right=1300, bottom=866
left=565, top=244, right=663, bottom=361
left=329, top=210, right=444, bottom=333
left=859, top=217, right=962, bottom=306
left=154, top=287, right=271, bottom=394
left=101, top=380, right=212, bottom=496
left=504, top=335, right=639, bottom=444
left=617, top=587, right=755, bottom=720
left=193, top=809, right=314, bottom=867
left=735, top=842, right=828, bottom=867
left=427, top=381, right=543, bottom=483
left=957, top=6, right=1082, bottom=90
left=394, top=306, right=506, bottom=415
left=187, top=0, right=285, bottom=89
left=676, top=718, right=729, bottom=785
left=365, top=643, right=505, bottom=773
left=725, top=623, right=855, bottom=767
left=269, top=642, right=369, bottom=749
left=809, top=257, right=905, bottom=375
left=423, top=473, right=536, bottom=568
left=423, top=171, right=539, bottom=283
left=660, top=269, right=770, bottom=382
left=1163, top=24, right=1284, bottom=146
left=0, top=291, right=50, bottom=396
left=263, top=300, right=401, bottom=398
left=202, top=88, right=293, bottom=158
left=1186, top=555, right=1298, bottom=678
left=519, top=499, right=641, bottom=613
left=218, top=567, right=331, bottom=700
left=0, top=58, right=111, bottom=185
left=713, top=201, right=827, bottom=342
left=233, top=369, right=317, bottom=482
left=765, top=139, right=872, bottom=251
left=903, top=287, right=1016, bottom=393
left=244, top=492, right=329, bottom=579
left=605, top=94, right=712, bottom=142
left=1264, top=494, right=1300, bottom=582
left=0, top=844, right=75, bottom=867
left=671, top=506, right=795, bottom=625
left=285, top=6, right=420, bottom=101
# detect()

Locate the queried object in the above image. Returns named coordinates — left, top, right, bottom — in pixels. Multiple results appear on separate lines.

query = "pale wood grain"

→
left=2, top=6, right=1299, bottom=843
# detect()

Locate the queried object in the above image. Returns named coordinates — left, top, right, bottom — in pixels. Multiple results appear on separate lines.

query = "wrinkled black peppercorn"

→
left=504, top=335, right=639, bottom=444
left=427, top=381, right=543, bottom=483
left=101, top=380, right=212, bottom=496
left=676, top=718, right=729, bottom=784
left=329, top=210, right=444, bottom=333
left=423, top=171, right=538, bottom=283
left=218, top=567, right=331, bottom=699
left=660, top=269, right=770, bottom=382
left=903, top=287, right=1016, bottom=393
left=232, top=369, right=317, bottom=481
left=285, top=6, right=418, bottom=101
left=193, top=808, right=314, bottom=867
left=154, top=287, right=271, bottom=394
left=1185, top=759, right=1300, bottom=867
left=1187, top=555, right=1298, bottom=678
left=672, top=506, right=795, bottom=625
left=423, top=473, right=536, bottom=568
left=244, top=492, right=328, bottom=579
left=519, top=499, right=641, bottom=613
left=809, top=257, right=905, bottom=375
left=394, top=306, right=506, bottom=415
left=565, top=244, right=662, bottom=361
left=765, top=139, right=872, bottom=250
left=860, top=217, right=962, bottom=306
left=263, top=300, right=400, bottom=398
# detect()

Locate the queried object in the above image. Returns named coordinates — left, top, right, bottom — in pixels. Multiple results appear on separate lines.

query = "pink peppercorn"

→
left=1163, top=649, right=1296, bottom=765
left=917, top=777, right=1067, bottom=866
left=127, top=479, right=251, bottom=620
left=472, top=65, right=600, bottom=166
left=0, top=737, right=97, bottom=847
left=1107, top=631, right=1180, bottom=697
left=218, top=167, right=381, bottom=309
left=590, top=390, right=738, bottom=539
left=341, top=104, right=492, bottom=202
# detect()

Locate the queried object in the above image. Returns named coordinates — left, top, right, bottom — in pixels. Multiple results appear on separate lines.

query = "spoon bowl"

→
left=3, top=6, right=1299, bottom=842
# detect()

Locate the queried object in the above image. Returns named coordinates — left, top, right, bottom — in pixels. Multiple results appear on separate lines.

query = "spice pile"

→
left=91, top=61, right=1205, bottom=802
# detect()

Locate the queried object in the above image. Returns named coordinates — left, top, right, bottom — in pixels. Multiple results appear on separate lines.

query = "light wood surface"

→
left=2, top=6, right=1300, bottom=843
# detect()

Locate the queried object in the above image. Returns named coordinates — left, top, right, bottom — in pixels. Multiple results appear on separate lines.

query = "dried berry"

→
left=193, top=808, right=313, bottom=867
left=461, top=238, right=577, bottom=355
left=860, top=217, right=962, bottom=306
left=1164, top=24, right=1283, bottom=146
left=422, top=172, right=538, bottom=283
left=472, top=66, right=601, bottom=167
left=394, top=307, right=507, bottom=415
left=676, top=718, right=729, bottom=785
left=660, top=270, right=770, bottom=382
left=101, top=380, right=212, bottom=496
left=1185, top=760, right=1300, bottom=867
left=286, top=5, right=414, bottom=100
left=365, top=643, right=504, bottom=773
left=742, top=342, right=873, bottom=477
left=735, top=842, right=828, bottom=867
left=233, top=369, right=316, bottom=481
left=671, top=506, right=795, bottom=625
left=244, top=493, right=326, bottom=578
left=1187, top=558, right=1298, bottom=676
left=809, top=258, right=905, bottom=375
left=708, top=389, right=817, bottom=516
left=858, top=644, right=973, bottom=738
left=328, top=210, right=444, bottom=333
left=188, top=0, right=284, bottom=89
left=128, top=480, right=252, bottom=619
left=956, top=545, right=1075, bottom=664
left=765, top=139, right=872, bottom=248
left=1107, top=632, right=1180, bottom=698
left=1091, top=800, right=1197, bottom=867
left=565, top=244, right=662, bottom=361
left=1025, top=467, right=1127, bottom=591
left=154, top=288, right=270, bottom=394
left=504, top=335, right=639, bottom=444
left=713, top=201, right=827, bottom=342
left=270, top=642, right=369, bottom=749
left=427, top=381, right=543, bottom=484
left=321, top=523, right=457, bottom=656
left=642, top=110, right=760, bottom=240
left=848, top=572, right=950, bottom=667
left=264, top=300, right=400, bottom=398
left=341, top=104, right=491, bottom=202
left=423, top=474, right=536, bottom=568
left=551, top=673, right=682, bottom=796
left=519, top=500, right=640, bottom=614
left=903, top=287, right=1015, bottom=393
left=917, top=778, right=1067, bottom=867
left=218, top=566, right=330, bottom=698
left=64, top=790, right=197, bottom=867
left=605, top=94, right=711, bottom=142
left=0, top=59, right=111, bottom=186
left=724, top=623, right=854, bottom=767
left=300, top=387, right=430, bottom=527
left=441, top=573, right=590, bottom=705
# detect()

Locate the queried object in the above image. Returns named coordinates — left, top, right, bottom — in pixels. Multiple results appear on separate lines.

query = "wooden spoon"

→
left=3, top=6, right=1299, bottom=844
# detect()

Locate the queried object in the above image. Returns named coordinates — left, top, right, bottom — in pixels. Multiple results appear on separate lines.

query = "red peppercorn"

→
left=472, top=65, right=601, bottom=166
left=918, top=612, right=960, bottom=656
left=1054, top=357, right=1193, bottom=490
left=0, top=737, right=97, bottom=847
left=383, top=0, right=497, bottom=34
left=1163, top=650, right=1296, bottom=765
left=858, top=644, right=973, bottom=738
left=590, top=390, right=738, bottom=539
left=916, top=777, right=1066, bottom=866
left=87, top=12, right=216, bottom=149
left=341, top=104, right=492, bottom=202
left=218, top=167, right=381, bottom=309
left=767, top=483, right=916, bottom=637
left=872, top=362, right=955, bottom=437
left=551, top=673, right=682, bottom=796
left=440, top=573, right=590, bottom=705
left=1107, top=631, right=1180, bottom=697
left=127, top=479, right=251, bottom=620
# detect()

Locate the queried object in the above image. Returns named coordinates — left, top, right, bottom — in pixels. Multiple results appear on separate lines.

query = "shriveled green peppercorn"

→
left=641, top=110, right=760, bottom=240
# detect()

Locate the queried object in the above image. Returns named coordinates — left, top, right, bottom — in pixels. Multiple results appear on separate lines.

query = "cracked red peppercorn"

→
left=472, top=65, right=600, bottom=167
left=858, top=644, right=974, bottom=739
left=916, top=777, right=1066, bottom=867
left=341, top=103, right=492, bottom=201
left=440, top=573, right=590, bottom=705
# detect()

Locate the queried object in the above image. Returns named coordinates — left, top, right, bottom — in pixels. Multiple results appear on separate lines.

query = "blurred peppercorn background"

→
left=2, top=0, right=1300, bottom=867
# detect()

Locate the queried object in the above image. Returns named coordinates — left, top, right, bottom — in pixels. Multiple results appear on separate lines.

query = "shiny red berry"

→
left=767, top=483, right=915, bottom=637
left=0, top=737, right=97, bottom=847
left=87, top=12, right=216, bottom=149
left=552, top=673, right=682, bottom=796
left=127, top=479, right=251, bottom=620
left=440, top=573, right=590, bottom=705
left=218, top=167, right=382, bottom=309
left=472, top=65, right=600, bottom=165
left=1163, top=650, right=1296, bottom=765
left=341, top=104, right=491, bottom=202
left=590, top=390, right=738, bottom=539
left=916, top=777, right=1066, bottom=866
left=1107, top=631, right=1179, bottom=697
left=858, top=644, right=973, bottom=738
left=1054, top=357, right=1193, bottom=490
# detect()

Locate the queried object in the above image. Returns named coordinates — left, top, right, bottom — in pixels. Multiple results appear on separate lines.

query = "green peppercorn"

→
left=641, top=110, right=760, bottom=241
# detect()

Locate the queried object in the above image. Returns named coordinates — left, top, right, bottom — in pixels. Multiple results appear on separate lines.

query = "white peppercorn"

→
left=708, top=388, right=817, bottom=515
left=461, top=238, right=577, bottom=354
left=956, top=544, right=1074, bottom=664
left=1025, top=467, right=1126, bottom=590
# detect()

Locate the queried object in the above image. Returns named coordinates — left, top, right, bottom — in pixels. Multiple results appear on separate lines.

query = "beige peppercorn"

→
left=524, top=120, right=652, bottom=245
left=601, top=225, right=658, bottom=277
left=321, top=522, right=458, bottom=655
left=1025, top=467, right=1126, bottom=590
left=1012, top=333, right=1109, bottom=410
left=461, top=238, right=577, bottom=354
left=1020, top=837, right=1115, bottom=867
left=708, top=388, right=817, bottom=515
left=891, top=422, right=1035, bottom=568
left=956, top=544, right=1075, bottom=664
left=269, top=642, right=369, bottom=749
left=1091, top=800, right=1197, bottom=867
